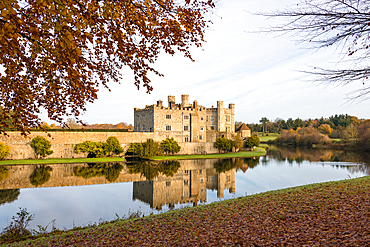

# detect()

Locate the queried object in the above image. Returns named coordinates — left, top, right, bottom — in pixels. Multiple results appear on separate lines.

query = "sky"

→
left=61, top=0, right=370, bottom=125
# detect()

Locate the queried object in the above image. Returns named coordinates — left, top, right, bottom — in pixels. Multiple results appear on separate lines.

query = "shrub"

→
left=275, top=128, right=331, bottom=147
left=0, top=142, right=10, bottom=160
left=74, top=137, right=124, bottom=158
left=160, top=137, right=181, bottom=155
left=127, top=139, right=163, bottom=158
left=215, top=137, right=235, bottom=153
left=30, top=136, right=53, bottom=158
left=0, top=208, right=33, bottom=243
left=245, top=134, right=260, bottom=149
left=105, top=137, right=124, bottom=156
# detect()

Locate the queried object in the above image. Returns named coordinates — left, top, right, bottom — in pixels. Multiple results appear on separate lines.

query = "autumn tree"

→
left=259, top=0, right=370, bottom=101
left=0, top=0, right=216, bottom=135
left=0, top=142, right=10, bottom=160
left=318, top=124, right=333, bottom=135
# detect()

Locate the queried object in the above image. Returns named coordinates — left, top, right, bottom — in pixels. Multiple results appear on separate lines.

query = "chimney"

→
left=193, top=100, right=198, bottom=109
left=168, top=95, right=175, bottom=108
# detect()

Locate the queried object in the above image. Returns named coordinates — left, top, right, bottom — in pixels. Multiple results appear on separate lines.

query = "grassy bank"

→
left=0, top=157, right=126, bottom=165
left=4, top=176, right=369, bottom=246
left=150, top=148, right=266, bottom=160
left=258, top=133, right=280, bottom=142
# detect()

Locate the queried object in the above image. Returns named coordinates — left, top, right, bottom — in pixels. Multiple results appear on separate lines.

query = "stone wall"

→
left=0, top=131, right=222, bottom=160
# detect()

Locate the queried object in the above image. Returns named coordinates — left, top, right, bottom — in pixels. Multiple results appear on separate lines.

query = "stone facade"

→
left=134, top=95, right=235, bottom=143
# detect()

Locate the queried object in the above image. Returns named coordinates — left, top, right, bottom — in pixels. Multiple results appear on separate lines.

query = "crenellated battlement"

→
left=134, top=94, right=235, bottom=141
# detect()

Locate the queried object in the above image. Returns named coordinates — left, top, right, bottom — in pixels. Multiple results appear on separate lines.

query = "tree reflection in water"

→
left=126, top=160, right=180, bottom=180
left=213, top=157, right=261, bottom=174
left=74, top=163, right=124, bottom=182
left=0, top=189, right=20, bottom=206
left=29, top=165, right=53, bottom=187
left=267, top=145, right=370, bottom=175
left=0, top=166, right=9, bottom=183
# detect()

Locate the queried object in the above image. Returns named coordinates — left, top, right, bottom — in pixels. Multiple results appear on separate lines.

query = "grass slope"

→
left=0, top=157, right=126, bottom=165
left=150, top=148, right=266, bottom=160
left=258, top=133, right=280, bottom=142
left=5, top=176, right=370, bottom=246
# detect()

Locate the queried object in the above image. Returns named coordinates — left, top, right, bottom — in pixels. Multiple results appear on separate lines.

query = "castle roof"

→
left=236, top=123, right=250, bottom=132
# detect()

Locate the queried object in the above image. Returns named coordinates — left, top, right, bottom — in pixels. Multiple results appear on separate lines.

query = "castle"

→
left=134, top=95, right=235, bottom=143
left=0, top=95, right=247, bottom=159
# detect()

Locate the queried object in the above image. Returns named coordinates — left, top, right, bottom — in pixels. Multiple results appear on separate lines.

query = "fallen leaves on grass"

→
left=7, top=176, right=370, bottom=246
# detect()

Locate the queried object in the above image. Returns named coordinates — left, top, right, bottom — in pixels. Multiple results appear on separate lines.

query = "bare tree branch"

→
left=256, top=0, right=370, bottom=101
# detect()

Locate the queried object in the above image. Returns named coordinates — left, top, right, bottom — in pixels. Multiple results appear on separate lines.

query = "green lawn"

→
left=258, top=133, right=280, bottom=142
left=0, top=157, right=126, bottom=165
left=150, top=148, right=266, bottom=160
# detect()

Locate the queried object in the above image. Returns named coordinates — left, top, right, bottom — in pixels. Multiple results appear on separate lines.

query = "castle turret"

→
left=217, top=101, right=225, bottom=132
left=181, top=94, right=189, bottom=107
left=168, top=95, right=176, bottom=108
left=229, top=103, right=235, bottom=133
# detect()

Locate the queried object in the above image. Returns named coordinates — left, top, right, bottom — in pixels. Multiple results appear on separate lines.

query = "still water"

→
left=0, top=147, right=369, bottom=231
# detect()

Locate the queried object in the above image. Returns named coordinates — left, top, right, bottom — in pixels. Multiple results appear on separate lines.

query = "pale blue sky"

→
left=70, top=0, right=370, bottom=125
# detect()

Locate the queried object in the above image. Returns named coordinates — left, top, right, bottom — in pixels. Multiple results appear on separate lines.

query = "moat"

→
left=0, top=146, right=369, bottom=231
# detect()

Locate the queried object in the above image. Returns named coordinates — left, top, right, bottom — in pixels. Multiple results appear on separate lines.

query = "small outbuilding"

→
left=236, top=123, right=251, bottom=139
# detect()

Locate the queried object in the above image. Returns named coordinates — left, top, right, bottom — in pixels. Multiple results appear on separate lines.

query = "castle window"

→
left=166, top=181, right=171, bottom=187
left=200, top=127, right=204, bottom=131
left=166, top=115, right=171, bottom=119
left=184, top=170, right=189, bottom=174
left=184, top=191, right=189, bottom=197
left=184, top=180, right=189, bottom=185
left=184, top=137, right=189, bottom=142
left=226, top=127, right=228, bottom=132
left=211, top=116, right=215, bottom=122
left=199, top=169, right=203, bottom=174
left=206, top=116, right=208, bottom=121
left=200, top=117, right=204, bottom=121
left=200, top=178, right=204, bottom=183
left=184, top=126, right=189, bottom=131
left=142, top=125, right=145, bottom=130
left=166, top=125, right=171, bottom=131
left=210, top=126, right=215, bottom=130
left=199, top=135, right=203, bottom=140
left=210, top=176, right=215, bottom=182
left=184, top=115, right=189, bottom=120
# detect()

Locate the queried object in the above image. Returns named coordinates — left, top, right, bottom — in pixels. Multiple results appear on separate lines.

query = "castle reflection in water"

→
left=0, top=158, right=257, bottom=210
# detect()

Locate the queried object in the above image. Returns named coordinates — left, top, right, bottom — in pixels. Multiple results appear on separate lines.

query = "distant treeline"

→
left=238, top=114, right=366, bottom=134
left=239, top=114, right=370, bottom=151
